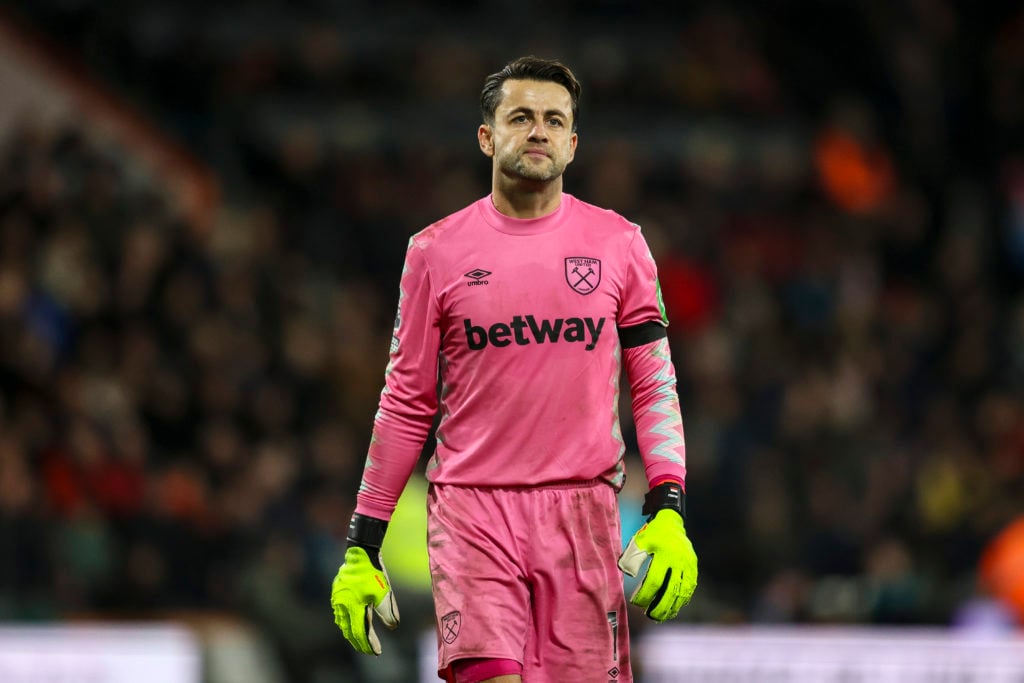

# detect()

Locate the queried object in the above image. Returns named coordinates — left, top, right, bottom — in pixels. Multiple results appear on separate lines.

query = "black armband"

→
left=642, top=481, right=686, bottom=521
left=347, top=513, right=389, bottom=551
left=618, top=321, right=668, bottom=349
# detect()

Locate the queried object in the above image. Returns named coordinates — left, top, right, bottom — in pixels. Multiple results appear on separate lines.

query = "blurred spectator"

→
left=980, top=515, right=1024, bottom=626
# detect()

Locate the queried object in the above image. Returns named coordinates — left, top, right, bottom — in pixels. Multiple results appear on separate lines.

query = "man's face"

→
left=479, top=79, right=578, bottom=182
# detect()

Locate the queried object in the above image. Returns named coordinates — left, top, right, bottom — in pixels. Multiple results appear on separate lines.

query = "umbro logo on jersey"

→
left=565, top=257, right=601, bottom=294
left=464, top=268, right=491, bottom=286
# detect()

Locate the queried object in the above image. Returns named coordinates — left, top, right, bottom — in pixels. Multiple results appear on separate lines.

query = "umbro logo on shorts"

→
left=464, top=269, right=491, bottom=286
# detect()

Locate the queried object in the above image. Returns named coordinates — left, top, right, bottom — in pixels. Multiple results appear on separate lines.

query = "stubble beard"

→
left=499, top=150, right=565, bottom=183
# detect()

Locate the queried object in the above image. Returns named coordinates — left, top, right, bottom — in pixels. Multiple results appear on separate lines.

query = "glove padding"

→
left=331, top=546, right=400, bottom=655
left=618, top=508, right=698, bottom=621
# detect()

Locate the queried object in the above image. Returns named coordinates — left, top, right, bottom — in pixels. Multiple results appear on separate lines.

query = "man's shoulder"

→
left=408, top=198, right=484, bottom=251
left=565, top=194, right=640, bottom=234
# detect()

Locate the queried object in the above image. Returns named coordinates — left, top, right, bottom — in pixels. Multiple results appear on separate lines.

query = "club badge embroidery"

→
left=441, top=610, right=461, bottom=644
left=565, top=256, right=601, bottom=295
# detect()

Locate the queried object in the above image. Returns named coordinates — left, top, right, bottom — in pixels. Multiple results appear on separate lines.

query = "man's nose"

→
left=528, top=123, right=548, bottom=141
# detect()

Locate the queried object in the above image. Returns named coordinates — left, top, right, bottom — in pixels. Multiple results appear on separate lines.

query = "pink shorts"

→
left=428, top=480, right=632, bottom=683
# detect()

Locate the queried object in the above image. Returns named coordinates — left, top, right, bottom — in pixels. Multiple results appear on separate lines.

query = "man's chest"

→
left=436, top=238, right=622, bottom=328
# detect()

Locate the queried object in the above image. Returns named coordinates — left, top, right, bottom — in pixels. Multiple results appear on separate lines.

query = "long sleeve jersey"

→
left=355, top=193, right=687, bottom=520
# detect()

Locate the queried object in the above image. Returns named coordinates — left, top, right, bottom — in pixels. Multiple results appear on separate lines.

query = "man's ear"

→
left=478, top=124, right=494, bottom=157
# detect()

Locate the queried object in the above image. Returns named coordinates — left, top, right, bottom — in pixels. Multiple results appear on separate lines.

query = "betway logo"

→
left=464, top=315, right=606, bottom=351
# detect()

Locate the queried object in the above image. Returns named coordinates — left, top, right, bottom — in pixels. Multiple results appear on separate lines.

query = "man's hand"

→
left=331, top=514, right=400, bottom=655
left=331, top=546, right=400, bottom=654
left=617, top=483, right=698, bottom=622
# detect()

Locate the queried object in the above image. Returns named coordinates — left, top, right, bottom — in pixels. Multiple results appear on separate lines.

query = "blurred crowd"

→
left=1, top=0, right=1024, bottom=681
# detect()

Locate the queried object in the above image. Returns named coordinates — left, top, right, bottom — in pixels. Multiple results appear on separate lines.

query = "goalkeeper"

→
left=331, top=55, right=698, bottom=683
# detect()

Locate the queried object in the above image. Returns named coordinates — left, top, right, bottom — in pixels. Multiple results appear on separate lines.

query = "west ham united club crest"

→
left=441, top=610, right=461, bottom=644
left=565, top=256, right=601, bottom=295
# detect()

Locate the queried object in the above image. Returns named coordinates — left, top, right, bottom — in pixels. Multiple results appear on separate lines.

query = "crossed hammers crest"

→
left=565, top=257, right=601, bottom=294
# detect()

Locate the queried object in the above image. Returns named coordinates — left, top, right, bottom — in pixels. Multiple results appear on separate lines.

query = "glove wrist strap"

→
left=347, top=513, right=388, bottom=551
left=642, top=481, right=686, bottom=521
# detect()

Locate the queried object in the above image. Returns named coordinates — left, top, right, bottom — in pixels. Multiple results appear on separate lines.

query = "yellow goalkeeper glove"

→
left=330, top=514, right=400, bottom=655
left=617, top=481, right=698, bottom=622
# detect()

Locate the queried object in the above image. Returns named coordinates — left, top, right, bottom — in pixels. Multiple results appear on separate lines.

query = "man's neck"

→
left=491, top=176, right=563, bottom=219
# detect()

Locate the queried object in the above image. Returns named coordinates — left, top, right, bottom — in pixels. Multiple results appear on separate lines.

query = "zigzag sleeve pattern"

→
left=623, top=336, right=687, bottom=489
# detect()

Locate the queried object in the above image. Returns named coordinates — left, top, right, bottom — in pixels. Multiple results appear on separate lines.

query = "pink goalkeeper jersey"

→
left=355, top=193, right=687, bottom=520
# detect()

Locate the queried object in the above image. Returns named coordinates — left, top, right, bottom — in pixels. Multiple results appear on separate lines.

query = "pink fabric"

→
left=451, top=657, right=523, bottom=682
left=624, top=337, right=688, bottom=490
left=356, top=193, right=686, bottom=520
left=428, top=481, right=632, bottom=683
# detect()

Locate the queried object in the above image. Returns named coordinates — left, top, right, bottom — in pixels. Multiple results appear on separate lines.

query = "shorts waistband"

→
left=433, top=478, right=609, bottom=492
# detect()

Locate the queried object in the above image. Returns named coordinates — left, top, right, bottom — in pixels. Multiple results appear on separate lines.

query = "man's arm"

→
left=356, top=239, right=442, bottom=520
left=618, top=225, right=687, bottom=488
left=332, top=238, right=441, bottom=655
left=616, top=226, right=696, bottom=621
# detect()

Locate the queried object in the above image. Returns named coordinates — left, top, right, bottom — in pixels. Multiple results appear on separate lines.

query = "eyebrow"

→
left=506, top=106, right=568, bottom=120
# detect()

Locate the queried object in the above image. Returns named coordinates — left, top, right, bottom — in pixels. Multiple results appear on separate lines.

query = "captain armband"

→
left=618, top=321, right=668, bottom=349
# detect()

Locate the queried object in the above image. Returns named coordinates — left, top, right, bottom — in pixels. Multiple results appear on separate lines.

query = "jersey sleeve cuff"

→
left=648, top=474, right=685, bottom=491
left=354, top=499, right=396, bottom=523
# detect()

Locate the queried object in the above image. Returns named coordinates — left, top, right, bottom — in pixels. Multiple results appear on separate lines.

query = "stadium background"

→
left=0, top=1, right=1022, bottom=681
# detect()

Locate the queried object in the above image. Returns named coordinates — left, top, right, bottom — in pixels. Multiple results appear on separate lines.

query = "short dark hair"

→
left=480, top=56, right=582, bottom=132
